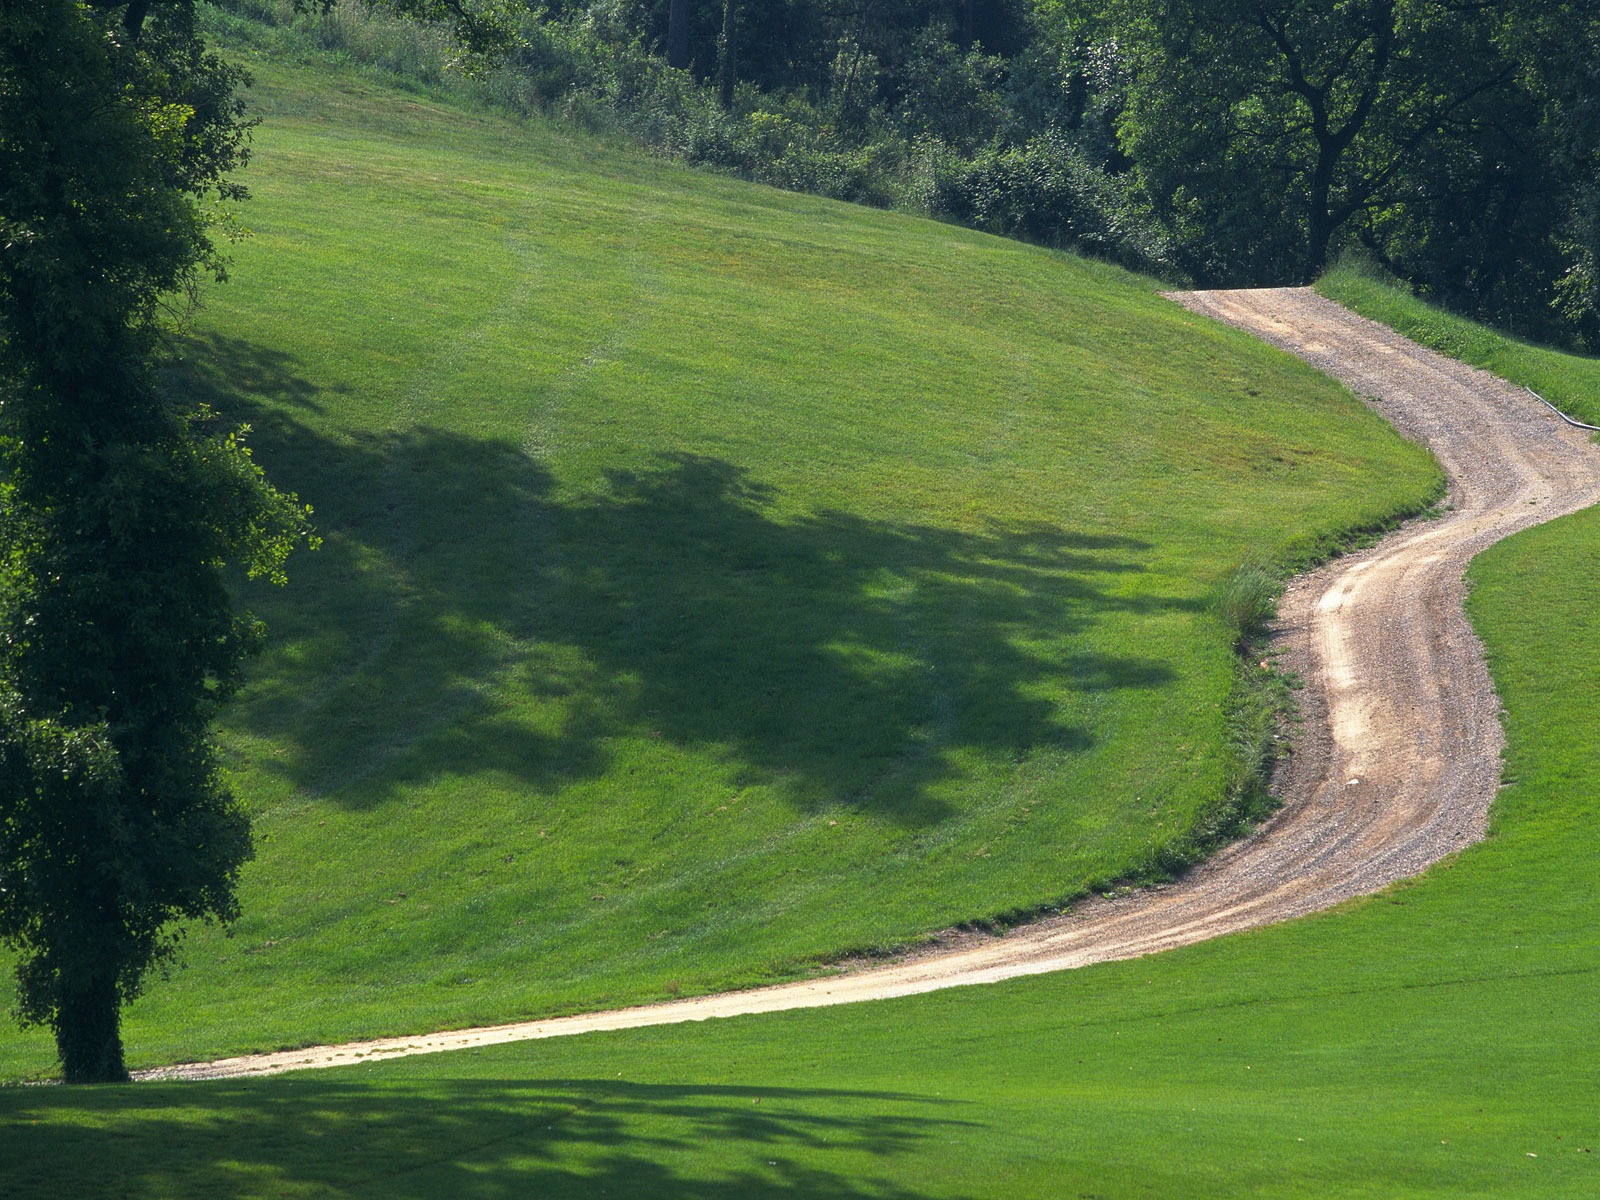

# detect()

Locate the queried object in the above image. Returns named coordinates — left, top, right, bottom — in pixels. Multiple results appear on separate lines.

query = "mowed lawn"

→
left=0, top=50, right=1437, bottom=1079
left=7, top=402, right=1595, bottom=1200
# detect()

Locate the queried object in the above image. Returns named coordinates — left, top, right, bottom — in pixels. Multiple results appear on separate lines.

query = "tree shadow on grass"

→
left=177, top=334, right=1189, bottom=826
left=2, top=1075, right=983, bottom=1199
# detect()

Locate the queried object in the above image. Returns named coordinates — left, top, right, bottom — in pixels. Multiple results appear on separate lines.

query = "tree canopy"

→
left=1100, top=0, right=1598, bottom=330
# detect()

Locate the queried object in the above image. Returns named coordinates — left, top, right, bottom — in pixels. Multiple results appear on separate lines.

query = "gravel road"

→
left=142, top=287, right=1600, bottom=1081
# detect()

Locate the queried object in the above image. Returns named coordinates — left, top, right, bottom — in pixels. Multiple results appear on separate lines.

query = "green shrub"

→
left=930, top=133, right=1172, bottom=273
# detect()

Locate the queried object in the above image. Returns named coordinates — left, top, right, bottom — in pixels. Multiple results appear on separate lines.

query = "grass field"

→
left=6, top=398, right=1595, bottom=1200
left=0, top=38, right=1439, bottom=1081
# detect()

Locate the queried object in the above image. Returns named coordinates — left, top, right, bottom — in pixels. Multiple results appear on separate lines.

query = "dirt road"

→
left=142, top=287, right=1600, bottom=1081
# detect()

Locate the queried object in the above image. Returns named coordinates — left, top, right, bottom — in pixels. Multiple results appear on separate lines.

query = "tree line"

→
left=486, top=0, right=1596, bottom=347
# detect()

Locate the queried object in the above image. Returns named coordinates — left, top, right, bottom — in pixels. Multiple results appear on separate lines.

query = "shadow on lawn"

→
left=179, top=334, right=1188, bottom=825
left=3, top=1075, right=982, bottom=1199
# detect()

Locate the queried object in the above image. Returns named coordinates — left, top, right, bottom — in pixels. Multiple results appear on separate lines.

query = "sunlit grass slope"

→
left=0, top=52, right=1437, bottom=1078
left=9, top=383, right=1594, bottom=1199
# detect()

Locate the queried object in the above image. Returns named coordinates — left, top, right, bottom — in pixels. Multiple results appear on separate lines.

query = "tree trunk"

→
left=718, top=0, right=737, bottom=109
left=56, top=974, right=129, bottom=1084
left=666, top=0, right=690, bottom=70
left=1305, top=145, right=1338, bottom=282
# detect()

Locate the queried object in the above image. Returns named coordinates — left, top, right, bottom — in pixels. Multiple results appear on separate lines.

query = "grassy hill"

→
left=7, top=289, right=1596, bottom=1200
left=0, top=40, right=1437, bottom=1081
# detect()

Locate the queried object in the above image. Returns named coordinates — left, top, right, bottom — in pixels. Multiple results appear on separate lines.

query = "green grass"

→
left=7, top=422, right=1595, bottom=1200
left=0, top=49, right=1438, bottom=1081
left=1319, top=260, right=1600, bottom=426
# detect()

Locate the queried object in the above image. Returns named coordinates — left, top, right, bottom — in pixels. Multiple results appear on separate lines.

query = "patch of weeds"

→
left=1216, top=563, right=1277, bottom=651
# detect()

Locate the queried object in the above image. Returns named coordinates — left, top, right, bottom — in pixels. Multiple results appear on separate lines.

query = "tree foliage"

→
left=1107, top=0, right=1529, bottom=284
left=0, top=0, right=313, bottom=1081
left=1074, top=0, right=1598, bottom=339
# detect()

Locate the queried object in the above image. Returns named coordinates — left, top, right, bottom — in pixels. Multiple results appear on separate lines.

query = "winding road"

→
left=141, top=287, right=1600, bottom=1082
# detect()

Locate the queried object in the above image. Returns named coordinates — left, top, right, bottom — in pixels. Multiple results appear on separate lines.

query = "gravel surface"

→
left=141, top=287, right=1600, bottom=1081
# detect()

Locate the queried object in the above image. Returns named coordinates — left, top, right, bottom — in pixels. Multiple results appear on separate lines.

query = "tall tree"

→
left=667, top=0, right=692, bottom=68
left=1509, top=0, right=1600, bottom=345
left=1, top=0, right=517, bottom=1087
left=0, top=0, right=526, bottom=1085
left=0, top=0, right=313, bottom=1082
left=718, top=0, right=738, bottom=107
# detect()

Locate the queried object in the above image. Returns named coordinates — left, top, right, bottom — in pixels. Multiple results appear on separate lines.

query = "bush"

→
left=930, top=133, right=1171, bottom=273
left=897, top=24, right=1009, bottom=154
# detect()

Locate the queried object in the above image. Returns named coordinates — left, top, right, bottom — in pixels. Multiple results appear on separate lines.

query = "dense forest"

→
left=299, top=0, right=1598, bottom=347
